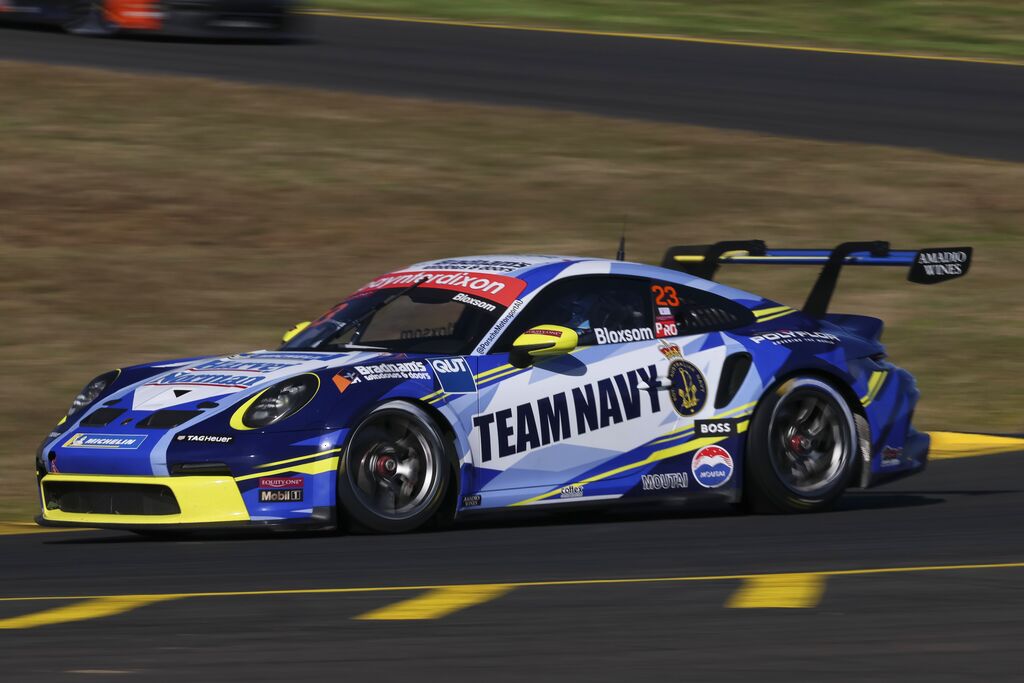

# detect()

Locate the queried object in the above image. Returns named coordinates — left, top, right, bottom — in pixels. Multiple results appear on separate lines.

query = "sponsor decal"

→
left=237, top=352, right=345, bottom=362
left=525, top=328, right=563, bottom=338
left=332, top=370, right=361, bottom=394
left=560, top=484, right=584, bottom=499
left=429, top=357, right=476, bottom=394
left=175, top=434, right=234, bottom=444
left=462, top=494, right=482, bottom=508
left=472, top=366, right=661, bottom=461
left=480, top=298, right=524, bottom=349
left=908, top=247, right=971, bottom=283
left=148, top=372, right=265, bottom=389
left=401, top=322, right=454, bottom=340
left=694, top=419, right=736, bottom=437
left=750, top=330, right=840, bottom=346
left=258, top=476, right=304, bottom=503
left=189, top=359, right=293, bottom=374
left=881, top=445, right=904, bottom=467
left=594, top=326, right=655, bottom=344
left=655, top=317, right=678, bottom=338
left=658, top=342, right=682, bottom=361
left=423, top=258, right=534, bottom=273
left=356, top=270, right=526, bottom=307
left=354, top=361, right=431, bottom=382
left=63, top=433, right=148, bottom=450
left=641, top=472, right=688, bottom=491
left=691, top=445, right=734, bottom=488
left=453, top=292, right=497, bottom=312
left=667, top=361, right=707, bottom=417
left=658, top=307, right=672, bottom=316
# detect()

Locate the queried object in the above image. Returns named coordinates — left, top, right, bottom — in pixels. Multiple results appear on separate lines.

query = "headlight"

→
left=67, top=370, right=120, bottom=417
left=232, top=374, right=319, bottom=430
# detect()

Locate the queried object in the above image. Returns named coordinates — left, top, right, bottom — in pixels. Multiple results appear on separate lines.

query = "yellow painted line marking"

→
left=2, top=561, right=1022, bottom=606
left=0, top=595, right=178, bottom=630
left=929, top=431, right=1024, bottom=460
left=726, top=573, right=826, bottom=609
left=354, top=584, right=513, bottom=621
left=254, top=447, right=342, bottom=470
left=301, top=10, right=1024, bottom=68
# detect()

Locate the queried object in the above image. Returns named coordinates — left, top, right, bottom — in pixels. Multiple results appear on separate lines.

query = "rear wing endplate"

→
left=661, top=241, right=972, bottom=318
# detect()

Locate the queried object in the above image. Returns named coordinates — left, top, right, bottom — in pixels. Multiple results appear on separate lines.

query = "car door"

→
left=468, top=275, right=678, bottom=495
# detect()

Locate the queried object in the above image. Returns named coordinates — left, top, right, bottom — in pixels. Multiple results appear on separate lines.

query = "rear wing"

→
left=661, top=240, right=972, bottom=318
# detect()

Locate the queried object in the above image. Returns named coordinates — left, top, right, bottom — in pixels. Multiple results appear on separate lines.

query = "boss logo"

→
left=694, top=419, right=736, bottom=436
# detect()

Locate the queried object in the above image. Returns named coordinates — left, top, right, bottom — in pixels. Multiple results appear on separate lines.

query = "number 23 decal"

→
left=652, top=285, right=680, bottom=307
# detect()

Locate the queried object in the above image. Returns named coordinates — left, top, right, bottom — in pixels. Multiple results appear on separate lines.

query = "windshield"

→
left=282, top=287, right=507, bottom=355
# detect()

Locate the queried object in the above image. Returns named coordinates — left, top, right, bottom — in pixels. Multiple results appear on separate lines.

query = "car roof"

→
left=401, top=254, right=765, bottom=307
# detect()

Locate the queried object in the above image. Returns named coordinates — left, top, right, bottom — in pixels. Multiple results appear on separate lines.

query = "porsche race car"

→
left=0, top=0, right=298, bottom=38
left=36, top=240, right=972, bottom=533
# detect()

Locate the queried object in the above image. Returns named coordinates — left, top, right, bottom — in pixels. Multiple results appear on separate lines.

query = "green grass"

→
left=1, top=61, right=1022, bottom=520
left=309, top=0, right=1024, bottom=61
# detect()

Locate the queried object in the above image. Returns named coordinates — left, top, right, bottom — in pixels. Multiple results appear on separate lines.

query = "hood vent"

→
left=137, top=410, right=203, bottom=429
left=81, top=408, right=126, bottom=427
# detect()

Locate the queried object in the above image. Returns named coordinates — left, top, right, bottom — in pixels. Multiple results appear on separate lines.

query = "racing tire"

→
left=63, top=0, right=117, bottom=36
left=337, top=401, right=451, bottom=533
left=744, top=377, right=857, bottom=513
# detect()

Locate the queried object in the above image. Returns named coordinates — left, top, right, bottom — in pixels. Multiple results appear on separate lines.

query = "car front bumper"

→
left=38, top=472, right=250, bottom=528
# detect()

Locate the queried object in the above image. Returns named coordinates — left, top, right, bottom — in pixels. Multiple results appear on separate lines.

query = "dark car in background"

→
left=0, top=0, right=300, bottom=38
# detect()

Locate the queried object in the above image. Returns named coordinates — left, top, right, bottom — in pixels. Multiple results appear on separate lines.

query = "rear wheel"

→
left=337, top=402, right=451, bottom=533
left=745, top=377, right=857, bottom=513
left=63, top=0, right=116, bottom=36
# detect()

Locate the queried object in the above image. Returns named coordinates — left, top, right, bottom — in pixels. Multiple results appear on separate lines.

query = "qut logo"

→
left=430, top=358, right=470, bottom=374
left=429, top=357, right=476, bottom=394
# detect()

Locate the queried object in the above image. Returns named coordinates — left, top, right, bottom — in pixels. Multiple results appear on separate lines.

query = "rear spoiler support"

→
left=661, top=240, right=972, bottom=318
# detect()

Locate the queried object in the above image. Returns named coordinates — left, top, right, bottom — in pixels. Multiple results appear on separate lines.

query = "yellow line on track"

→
left=3, top=560, right=1022, bottom=605
left=930, top=431, right=1024, bottom=460
left=300, top=10, right=1024, bottom=68
left=726, top=573, right=826, bottom=609
left=0, top=595, right=178, bottom=630
left=354, top=584, right=513, bottom=620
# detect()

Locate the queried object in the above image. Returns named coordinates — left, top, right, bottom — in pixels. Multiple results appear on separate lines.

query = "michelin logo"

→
left=64, top=433, right=148, bottom=450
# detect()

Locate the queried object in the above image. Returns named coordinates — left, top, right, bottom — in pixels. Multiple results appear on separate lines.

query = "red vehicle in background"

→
left=0, top=0, right=299, bottom=38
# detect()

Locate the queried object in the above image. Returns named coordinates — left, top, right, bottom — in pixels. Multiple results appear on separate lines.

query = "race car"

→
left=36, top=240, right=972, bottom=533
left=0, top=0, right=298, bottom=38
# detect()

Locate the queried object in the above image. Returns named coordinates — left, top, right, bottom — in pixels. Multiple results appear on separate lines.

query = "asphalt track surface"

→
left=3, top=15, right=1024, bottom=160
left=1, top=450, right=1022, bottom=681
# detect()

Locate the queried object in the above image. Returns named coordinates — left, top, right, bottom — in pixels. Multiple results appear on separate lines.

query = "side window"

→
left=494, top=276, right=654, bottom=351
left=650, top=281, right=754, bottom=336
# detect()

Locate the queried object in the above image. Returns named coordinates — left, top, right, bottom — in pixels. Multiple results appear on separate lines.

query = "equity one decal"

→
left=472, top=366, right=661, bottom=461
left=356, top=269, right=527, bottom=307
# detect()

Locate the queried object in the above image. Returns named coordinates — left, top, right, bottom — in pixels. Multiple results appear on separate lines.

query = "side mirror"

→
left=509, top=325, right=579, bottom=368
left=282, top=321, right=311, bottom=344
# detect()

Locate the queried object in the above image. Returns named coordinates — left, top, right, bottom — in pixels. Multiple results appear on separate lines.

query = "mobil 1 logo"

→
left=694, top=419, right=736, bottom=438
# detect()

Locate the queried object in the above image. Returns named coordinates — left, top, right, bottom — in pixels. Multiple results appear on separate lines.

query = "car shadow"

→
left=44, top=488, right=1014, bottom=544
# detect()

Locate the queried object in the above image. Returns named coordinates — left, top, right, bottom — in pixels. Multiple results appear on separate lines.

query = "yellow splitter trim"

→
left=40, top=474, right=250, bottom=527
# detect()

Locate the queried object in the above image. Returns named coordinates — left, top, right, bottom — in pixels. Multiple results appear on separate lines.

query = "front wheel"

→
left=745, top=377, right=857, bottom=513
left=337, top=402, right=451, bottom=533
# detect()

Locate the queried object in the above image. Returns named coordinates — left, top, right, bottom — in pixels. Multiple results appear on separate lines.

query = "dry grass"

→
left=1, top=61, right=1021, bottom=520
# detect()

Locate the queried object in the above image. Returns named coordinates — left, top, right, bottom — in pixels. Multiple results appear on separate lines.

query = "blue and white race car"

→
left=36, top=240, right=971, bottom=533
